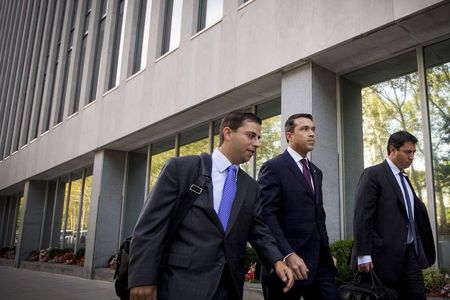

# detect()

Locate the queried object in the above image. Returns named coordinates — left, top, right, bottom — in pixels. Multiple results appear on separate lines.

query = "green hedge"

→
left=330, top=239, right=355, bottom=285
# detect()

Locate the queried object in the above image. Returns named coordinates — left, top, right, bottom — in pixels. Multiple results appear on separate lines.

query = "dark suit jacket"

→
left=128, top=154, right=283, bottom=300
left=258, top=150, right=337, bottom=285
left=351, top=160, right=435, bottom=283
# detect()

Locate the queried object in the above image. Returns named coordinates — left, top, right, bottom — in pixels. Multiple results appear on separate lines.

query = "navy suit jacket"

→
left=258, top=150, right=336, bottom=285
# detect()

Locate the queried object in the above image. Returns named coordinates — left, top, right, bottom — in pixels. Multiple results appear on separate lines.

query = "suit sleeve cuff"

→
left=283, top=252, right=295, bottom=262
left=357, top=255, right=372, bottom=265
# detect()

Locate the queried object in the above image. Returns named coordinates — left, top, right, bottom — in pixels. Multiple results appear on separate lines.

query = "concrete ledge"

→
left=0, top=258, right=15, bottom=267
left=19, top=261, right=85, bottom=278
left=94, top=267, right=114, bottom=282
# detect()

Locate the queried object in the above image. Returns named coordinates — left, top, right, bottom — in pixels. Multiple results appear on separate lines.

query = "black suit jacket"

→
left=128, top=154, right=283, bottom=300
left=351, top=160, right=435, bottom=283
left=258, top=150, right=337, bottom=285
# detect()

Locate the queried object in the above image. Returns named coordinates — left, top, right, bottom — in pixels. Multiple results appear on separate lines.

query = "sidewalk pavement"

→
left=0, top=265, right=446, bottom=300
left=0, top=265, right=264, bottom=300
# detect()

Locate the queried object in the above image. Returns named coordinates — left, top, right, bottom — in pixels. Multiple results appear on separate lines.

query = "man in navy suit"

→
left=351, top=131, right=435, bottom=299
left=258, top=113, right=339, bottom=300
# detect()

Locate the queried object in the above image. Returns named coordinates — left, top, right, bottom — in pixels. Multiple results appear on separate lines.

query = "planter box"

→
left=94, top=267, right=115, bottom=282
left=19, top=261, right=85, bottom=278
left=0, top=258, right=15, bottom=267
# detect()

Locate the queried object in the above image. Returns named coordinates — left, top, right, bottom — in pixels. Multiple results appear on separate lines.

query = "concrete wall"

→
left=0, top=0, right=444, bottom=191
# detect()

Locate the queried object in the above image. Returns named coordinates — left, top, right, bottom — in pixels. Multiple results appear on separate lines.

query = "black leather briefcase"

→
left=338, top=271, right=397, bottom=300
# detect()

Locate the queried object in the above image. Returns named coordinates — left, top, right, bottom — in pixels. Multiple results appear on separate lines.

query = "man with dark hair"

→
left=351, top=130, right=435, bottom=300
left=128, top=111, right=293, bottom=300
left=258, top=113, right=339, bottom=299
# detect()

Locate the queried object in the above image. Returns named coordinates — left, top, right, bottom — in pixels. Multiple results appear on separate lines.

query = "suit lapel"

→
left=309, top=162, right=320, bottom=203
left=382, top=160, right=407, bottom=215
left=225, top=170, right=246, bottom=235
left=282, top=150, right=315, bottom=198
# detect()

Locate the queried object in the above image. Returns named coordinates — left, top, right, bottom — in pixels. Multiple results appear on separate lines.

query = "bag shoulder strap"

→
left=164, top=153, right=211, bottom=245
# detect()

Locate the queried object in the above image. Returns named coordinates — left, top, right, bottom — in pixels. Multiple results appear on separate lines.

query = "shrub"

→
left=75, top=247, right=85, bottom=259
left=245, top=246, right=258, bottom=272
left=330, top=239, right=355, bottom=285
left=423, top=268, right=449, bottom=293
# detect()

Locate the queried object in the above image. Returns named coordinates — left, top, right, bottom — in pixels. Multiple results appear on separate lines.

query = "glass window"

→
left=107, top=0, right=125, bottom=89
left=256, top=114, right=281, bottom=173
left=179, top=124, right=209, bottom=156
left=160, top=0, right=183, bottom=55
left=43, top=1, right=67, bottom=132
left=14, top=196, right=24, bottom=248
left=55, top=0, right=78, bottom=125
left=131, top=0, right=150, bottom=74
left=31, top=2, right=58, bottom=139
left=79, top=174, right=92, bottom=249
left=424, top=38, right=450, bottom=272
left=149, top=138, right=175, bottom=189
left=197, top=0, right=222, bottom=32
left=88, top=0, right=107, bottom=102
left=70, top=0, right=91, bottom=115
left=58, top=169, right=90, bottom=250
left=341, top=51, right=430, bottom=238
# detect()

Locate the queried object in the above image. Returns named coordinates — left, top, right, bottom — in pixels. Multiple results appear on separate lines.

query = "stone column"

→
left=84, top=149, right=126, bottom=278
left=15, top=180, right=47, bottom=267
left=281, top=62, right=340, bottom=241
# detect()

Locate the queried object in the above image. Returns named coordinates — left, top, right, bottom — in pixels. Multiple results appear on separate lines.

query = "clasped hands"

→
left=274, top=252, right=309, bottom=293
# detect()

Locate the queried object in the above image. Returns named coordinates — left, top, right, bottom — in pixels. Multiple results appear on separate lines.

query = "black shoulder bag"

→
left=114, top=153, right=211, bottom=300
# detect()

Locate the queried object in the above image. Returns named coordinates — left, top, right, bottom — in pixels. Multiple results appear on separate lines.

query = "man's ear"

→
left=222, top=127, right=233, bottom=142
left=285, top=131, right=291, bottom=142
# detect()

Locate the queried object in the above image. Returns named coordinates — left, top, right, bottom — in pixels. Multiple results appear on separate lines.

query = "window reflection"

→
left=425, top=38, right=450, bottom=272
left=360, top=55, right=427, bottom=203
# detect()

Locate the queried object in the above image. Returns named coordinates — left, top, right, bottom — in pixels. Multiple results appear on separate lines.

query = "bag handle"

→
left=354, top=270, right=385, bottom=288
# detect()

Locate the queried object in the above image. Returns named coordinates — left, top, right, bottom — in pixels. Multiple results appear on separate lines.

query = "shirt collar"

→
left=287, top=146, right=307, bottom=163
left=213, top=149, right=235, bottom=173
left=386, top=158, right=403, bottom=176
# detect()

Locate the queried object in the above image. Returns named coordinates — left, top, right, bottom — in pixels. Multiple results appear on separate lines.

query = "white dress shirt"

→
left=211, top=149, right=239, bottom=213
left=286, top=146, right=315, bottom=191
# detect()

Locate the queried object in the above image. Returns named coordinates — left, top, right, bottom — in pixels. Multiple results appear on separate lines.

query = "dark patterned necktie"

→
left=399, top=172, right=419, bottom=256
left=300, top=158, right=314, bottom=193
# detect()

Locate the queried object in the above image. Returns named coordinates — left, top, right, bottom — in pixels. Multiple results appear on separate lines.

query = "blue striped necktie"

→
left=218, top=165, right=237, bottom=230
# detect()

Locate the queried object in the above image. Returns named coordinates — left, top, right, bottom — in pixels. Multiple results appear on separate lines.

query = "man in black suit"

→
left=128, top=111, right=293, bottom=300
left=258, top=113, right=339, bottom=300
left=351, top=131, right=436, bottom=300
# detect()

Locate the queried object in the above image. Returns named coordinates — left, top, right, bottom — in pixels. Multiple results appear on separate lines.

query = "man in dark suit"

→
left=128, top=111, right=294, bottom=300
left=351, top=131, right=436, bottom=300
left=258, top=113, right=339, bottom=300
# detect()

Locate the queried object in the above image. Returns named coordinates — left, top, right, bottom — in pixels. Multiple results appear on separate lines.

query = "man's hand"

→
left=358, top=262, right=373, bottom=273
left=285, top=253, right=309, bottom=280
left=274, top=260, right=294, bottom=293
left=130, top=285, right=157, bottom=300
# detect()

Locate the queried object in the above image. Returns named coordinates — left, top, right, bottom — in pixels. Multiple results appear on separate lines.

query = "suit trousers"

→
left=389, top=244, right=426, bottom=300
left=361, top=244, right=426, bottom=300
left=264, top=248, right=339, bottom=300
left=213, top=265, right=239, bottom=300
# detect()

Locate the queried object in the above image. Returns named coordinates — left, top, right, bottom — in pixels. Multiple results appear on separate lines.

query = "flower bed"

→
left=0, top=247, right=15, bottom=259
left=27, top=247, right=85, bottom=266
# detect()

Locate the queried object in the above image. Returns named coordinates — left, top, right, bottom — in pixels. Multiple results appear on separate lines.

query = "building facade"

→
left=0, top=0, right=449, bottom=278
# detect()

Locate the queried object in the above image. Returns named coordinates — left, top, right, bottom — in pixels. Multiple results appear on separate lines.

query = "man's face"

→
left=224, top=120, right=261, bottom=165
left=389, top=141, right=416, bottom=170
left=286, top=117, right=315, bottom=157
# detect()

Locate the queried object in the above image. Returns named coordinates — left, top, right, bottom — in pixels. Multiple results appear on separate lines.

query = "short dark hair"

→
left=285, top=113, right=313, bottom=133
left=284, top=113, right=313, bottom=142
left=387, top=131, right=418, bottom=154
left=218, top=111, right=262, bottom=146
